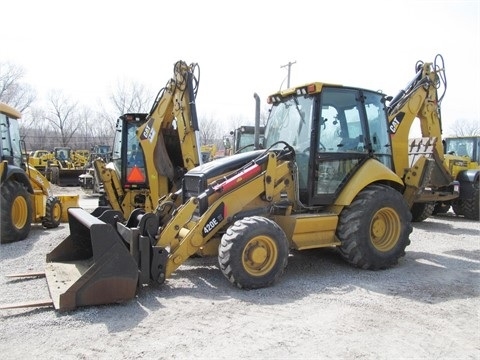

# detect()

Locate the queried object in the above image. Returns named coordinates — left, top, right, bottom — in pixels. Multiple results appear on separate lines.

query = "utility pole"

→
left=280, top=61, right=296, bottom=88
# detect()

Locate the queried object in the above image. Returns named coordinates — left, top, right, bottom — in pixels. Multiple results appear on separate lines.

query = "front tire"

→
left=337, top=184, right=412, bottom=270
left=218, top=216, right=289, bottom=289
left=42, top=196, right=62, bottom=228
left=0, top=180, right=33, bottom=243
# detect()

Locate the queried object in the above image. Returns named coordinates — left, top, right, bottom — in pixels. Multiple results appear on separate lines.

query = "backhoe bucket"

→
left=45, top=207, right=139, bottom=311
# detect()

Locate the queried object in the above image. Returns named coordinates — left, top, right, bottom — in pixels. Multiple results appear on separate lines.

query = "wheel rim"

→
left=53, top=202, right=62, bottom=221
left=242, top=235, right=278, bottom=276
left=370, top=207, right=401, bottom=251
left=12, top=195, right=28, bottom=230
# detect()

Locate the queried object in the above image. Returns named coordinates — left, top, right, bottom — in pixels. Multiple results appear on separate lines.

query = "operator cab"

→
left=264, top=83, right=391, bottom=206
left=111, top=113, right=149, bottom=189
left=0, top=104, right=23, bottom=168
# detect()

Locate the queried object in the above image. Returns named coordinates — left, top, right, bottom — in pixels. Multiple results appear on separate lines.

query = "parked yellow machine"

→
left=200, top=144, right=217, bottom=162
left=433, top=136, right=479, bottom=219
left=0, top=102, right=79, bottom=243
left=28, top=146, right=86, bottom=186
left=28, top=150, right=53, bottom=173
left=1, top=55, right=463, bottom=311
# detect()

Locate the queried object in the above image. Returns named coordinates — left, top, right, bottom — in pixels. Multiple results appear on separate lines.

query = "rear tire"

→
left=337, top=184, right=412, bottom=270
left=0, top=180, right=33, bottom=243
left=219, top=216, right=289, bottom=289
left=459, top=183, right=479, bottom=220
left=42, top=196, right=62, bottom=228
left=410, top=202, right=435, bottom=222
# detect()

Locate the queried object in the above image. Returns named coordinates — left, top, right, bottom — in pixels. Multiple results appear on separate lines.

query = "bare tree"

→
left=199, top=116, right=223, bottom=145
left=448, top=119, right=480, bottom=136
left=20, top=107, right=54, bottom=150
left=110, top=79, right=153, bottom=114
left=44, top=90, right=80, bottom=147
left=97, top=79, right=154, bottom=132
left=76, top=106, right=95, bottom=149
left=0, top=61, right=36, bottom=112
left=90, top=109, right=115, bottom=147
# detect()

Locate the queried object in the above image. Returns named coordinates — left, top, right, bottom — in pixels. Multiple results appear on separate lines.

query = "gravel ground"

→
left=0, top=188, right=479, bottom=360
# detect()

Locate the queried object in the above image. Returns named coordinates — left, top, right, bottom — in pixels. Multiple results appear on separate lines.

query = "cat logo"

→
left=389, top=113, right=405, bottom=134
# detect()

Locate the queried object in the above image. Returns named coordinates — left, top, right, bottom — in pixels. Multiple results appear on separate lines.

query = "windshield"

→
left=445, top=138, right=475, bottom=159
left=264, top=96, right=313, bottom=151
left=238, top=133, right=254, bottom=149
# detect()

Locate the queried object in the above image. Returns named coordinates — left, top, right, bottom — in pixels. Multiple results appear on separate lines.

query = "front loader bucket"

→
left=58, top=169, right=84, bottom=186
left=45, top=207, right=139, bottom=311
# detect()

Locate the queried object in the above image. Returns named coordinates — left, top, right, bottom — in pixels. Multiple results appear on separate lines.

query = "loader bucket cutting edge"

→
left=45, top=208, right=139, bottom=311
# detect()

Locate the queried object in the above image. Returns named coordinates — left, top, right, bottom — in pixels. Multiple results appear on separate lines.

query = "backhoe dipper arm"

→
left=138, top=60, right=202, bottom=205
left=386, top=55, right=453, bottom=204
left=387, top=55, right=446, bottom=174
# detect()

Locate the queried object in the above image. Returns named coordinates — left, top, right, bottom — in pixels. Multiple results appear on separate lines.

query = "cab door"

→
left=308, top=87, right=371, bottom=205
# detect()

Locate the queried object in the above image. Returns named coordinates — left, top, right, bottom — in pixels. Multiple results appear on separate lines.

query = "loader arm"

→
left=158, top=153, right=293, bottom=280
left=118, top=149, right=295, bottom=284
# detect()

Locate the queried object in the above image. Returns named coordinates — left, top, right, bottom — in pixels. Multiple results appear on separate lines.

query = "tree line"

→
left=0, top=61, right=260, bottom=153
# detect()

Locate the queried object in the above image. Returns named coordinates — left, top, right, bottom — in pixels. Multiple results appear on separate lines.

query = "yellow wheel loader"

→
left=1, top=55, right=461, bottom=311
left=0, top=102, right=79, bottom=244
left=78, top=60, right=202, bottom=220
left=432, top=136, right=479, bottom=219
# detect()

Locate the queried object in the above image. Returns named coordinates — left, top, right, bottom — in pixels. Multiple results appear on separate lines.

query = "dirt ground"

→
left=0, top=187, right=479, bottom=359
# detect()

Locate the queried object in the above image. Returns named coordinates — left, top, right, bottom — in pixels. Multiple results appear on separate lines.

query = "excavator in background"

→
left=432, top=136, right=479, bottom=219
left=1, top=55, right=461, bottom=311
left=0, top=102, right=79, bottom=243
left=78, top=60, right=202, bottom=220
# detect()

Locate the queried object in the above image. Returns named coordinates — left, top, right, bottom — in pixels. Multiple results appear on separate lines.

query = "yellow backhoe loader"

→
left=2, top=55, right=461, bottom=311
left=78, top=60, right=202, bottom=219
left=0, top=103, right=79, bottom=243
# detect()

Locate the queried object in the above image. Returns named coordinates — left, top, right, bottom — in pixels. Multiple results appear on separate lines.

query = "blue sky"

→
left=2, top=0, right=479, bottom=135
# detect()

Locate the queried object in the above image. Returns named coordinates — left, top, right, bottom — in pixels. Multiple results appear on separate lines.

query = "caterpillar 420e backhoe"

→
left=78, top=60, right=202, bottom=220
left=1, top=55, right=460, bottom=311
